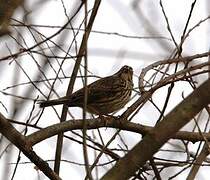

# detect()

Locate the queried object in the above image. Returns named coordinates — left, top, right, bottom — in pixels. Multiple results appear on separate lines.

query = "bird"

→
left=39, top=65, right=133, bottom=115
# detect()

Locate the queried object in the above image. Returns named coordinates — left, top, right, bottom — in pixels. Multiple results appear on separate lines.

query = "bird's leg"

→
left=99, top=115, right=108, bottom=127
left=98, top=114, right=114, bottom=127
left=110, top=115, right=126, bottom=127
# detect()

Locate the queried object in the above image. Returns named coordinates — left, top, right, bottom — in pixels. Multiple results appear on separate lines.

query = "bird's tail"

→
left=39, top=97, right=69, bottom=108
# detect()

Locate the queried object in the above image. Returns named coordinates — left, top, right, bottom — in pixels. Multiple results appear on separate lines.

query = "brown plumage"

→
left=39, top=65, right=133, bottom=115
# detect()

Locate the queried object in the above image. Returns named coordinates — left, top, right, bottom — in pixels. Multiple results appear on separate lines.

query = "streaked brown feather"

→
left=39, top=65, right=133, bottom=115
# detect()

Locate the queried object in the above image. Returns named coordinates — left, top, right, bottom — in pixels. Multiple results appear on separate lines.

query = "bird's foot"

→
left=99, top=114, right=115, bottom=127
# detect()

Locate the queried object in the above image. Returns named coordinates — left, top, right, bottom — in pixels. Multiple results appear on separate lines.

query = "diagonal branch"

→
left=0, top=112, right=61, bottom=180
left=54, top=0, right=101, bottom=174
left=101, top=78, right=210, bottom=180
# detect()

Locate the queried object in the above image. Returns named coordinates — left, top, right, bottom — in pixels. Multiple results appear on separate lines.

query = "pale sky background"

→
left=0, top=0, right=209, bottom=179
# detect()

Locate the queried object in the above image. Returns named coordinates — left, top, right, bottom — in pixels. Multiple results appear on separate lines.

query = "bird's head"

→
left=117, top=65, right=133, bottom=82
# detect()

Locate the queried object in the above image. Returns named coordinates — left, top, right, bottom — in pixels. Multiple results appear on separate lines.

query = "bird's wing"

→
left=85, top=75, right=123, bottom=104
left=68, top=75, right=122, bottom=105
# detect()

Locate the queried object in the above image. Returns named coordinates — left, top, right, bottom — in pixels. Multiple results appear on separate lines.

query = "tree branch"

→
left=0, top=112, right=61, bottom=180
left=101, top=79, right=210, bottom=180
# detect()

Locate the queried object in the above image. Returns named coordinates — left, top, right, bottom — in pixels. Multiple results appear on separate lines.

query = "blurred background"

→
left=0, top=0, right=209, bottom=179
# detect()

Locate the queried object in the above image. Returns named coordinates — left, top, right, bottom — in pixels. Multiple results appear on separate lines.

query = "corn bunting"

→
left=40, top=65, right=133, bottom=115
